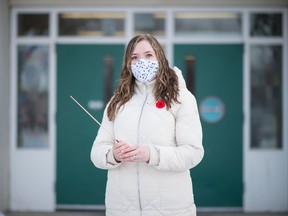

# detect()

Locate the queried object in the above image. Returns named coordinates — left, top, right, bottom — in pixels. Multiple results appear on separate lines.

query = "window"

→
left=250, top=13, right=282, bottom=37
left=174, top=12, right=241, bottom=37
left=17, top=45, right=49, bottom=148
left=58, top=12, right=125, bottom=37
left=250, top=45, right=282, bottom=149
left=134, top=12, right=165, bottom=36
left=18, top=13, right=49, bottom=36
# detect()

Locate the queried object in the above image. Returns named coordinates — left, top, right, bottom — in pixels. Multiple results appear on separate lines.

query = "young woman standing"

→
left=91, top=34, right=204, bottom=216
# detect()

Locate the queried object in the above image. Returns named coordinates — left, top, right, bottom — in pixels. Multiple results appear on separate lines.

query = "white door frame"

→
left=243, top=8, right=288, bottom=212
left=10, top=8, right=56, bottom=211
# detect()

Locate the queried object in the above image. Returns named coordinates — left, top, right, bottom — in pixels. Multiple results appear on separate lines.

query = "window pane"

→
left=134, top=12, right=165, bottom=36
left=58, top=12, right=125, bottom=37
left=250, top=13, right=282, bottom=37
left=175, top=12, right=241, bottom=37
left=18, top=14, right=49, bottom=36
left=17, top=45, right=49, bottom=148
left=250, top=45, right=282, bottom=149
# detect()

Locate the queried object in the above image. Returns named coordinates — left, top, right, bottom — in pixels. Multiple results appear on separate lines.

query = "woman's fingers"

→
left=113, top=142, right=150, bottom=163
left=113, top=141, right=130, bottom=161
left=121, top=146, right=150, bottom=162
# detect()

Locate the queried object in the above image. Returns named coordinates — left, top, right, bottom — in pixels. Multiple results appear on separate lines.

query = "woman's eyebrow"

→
left=132, top=50, right=153, bottom=56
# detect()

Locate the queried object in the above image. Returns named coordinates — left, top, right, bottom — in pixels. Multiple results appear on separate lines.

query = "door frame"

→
left=10, top=8, right=56, bottom=211
left=10, top=6, right=288, bottom=211
left=243, top=9, right=288, bottom=211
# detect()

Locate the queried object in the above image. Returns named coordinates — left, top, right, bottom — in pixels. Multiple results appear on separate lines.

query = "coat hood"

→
left=173, top=66, right=187, bottom=89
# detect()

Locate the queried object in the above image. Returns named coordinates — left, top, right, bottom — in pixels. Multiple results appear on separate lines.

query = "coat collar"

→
left=134, top=79, right=156, bottom=96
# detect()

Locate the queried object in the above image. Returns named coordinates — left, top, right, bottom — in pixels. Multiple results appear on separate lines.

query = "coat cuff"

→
left=106, top=149, right=121, bottom=165
left=147, top=146, right=160, bottom=166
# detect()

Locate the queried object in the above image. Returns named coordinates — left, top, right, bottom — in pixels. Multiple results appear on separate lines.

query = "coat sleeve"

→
left=90, top=106, right=122, bottom=170
left=149, top=90, right=204, bottom=172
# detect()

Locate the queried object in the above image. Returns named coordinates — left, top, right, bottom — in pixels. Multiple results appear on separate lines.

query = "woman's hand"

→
left=112, top=141, right=130, bottom=162
left=113, top=141, right=150, bottom=163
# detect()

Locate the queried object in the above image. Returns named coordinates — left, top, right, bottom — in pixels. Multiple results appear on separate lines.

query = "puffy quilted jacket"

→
left=91, top=67, right=204, bottom=216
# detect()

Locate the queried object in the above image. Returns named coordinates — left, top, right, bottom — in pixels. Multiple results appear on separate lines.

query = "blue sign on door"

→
left=199, top=96, right=225, bottom=123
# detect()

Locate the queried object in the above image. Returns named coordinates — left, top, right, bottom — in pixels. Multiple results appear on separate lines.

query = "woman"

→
left=91, top=34, right=204, bottom=216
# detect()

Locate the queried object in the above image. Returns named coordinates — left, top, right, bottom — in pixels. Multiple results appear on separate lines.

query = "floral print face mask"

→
left=131, top=59, right=159, bottom=83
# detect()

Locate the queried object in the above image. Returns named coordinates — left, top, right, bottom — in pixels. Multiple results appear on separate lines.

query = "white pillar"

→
left=0, top=0, right=10, bottom=212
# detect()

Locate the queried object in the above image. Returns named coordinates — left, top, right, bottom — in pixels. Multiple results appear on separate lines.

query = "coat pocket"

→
left=159, top=171, right=194, bottom=210
left=105, top=170, right=123, bottom=210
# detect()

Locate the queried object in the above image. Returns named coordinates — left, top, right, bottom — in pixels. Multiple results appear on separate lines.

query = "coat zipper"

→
left=136, top=84, right=148, bottom=215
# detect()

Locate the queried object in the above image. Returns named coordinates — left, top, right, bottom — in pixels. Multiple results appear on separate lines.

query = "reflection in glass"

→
left=18, top=14, right=49, bottom=36
left=250, top=13, right=282, bottom=37
left=134, top=12, right=165, bottom=36
left=175, top=12, right=241, bottom=37
left=185, top=55, right=196, bottom=94
left=17, top=45, right=49, bottom=148
left=58, top=12, right=125, bottom=36
left=250, top=45, right=282, bottom=149
left=103, top=56, right=114, bottom=104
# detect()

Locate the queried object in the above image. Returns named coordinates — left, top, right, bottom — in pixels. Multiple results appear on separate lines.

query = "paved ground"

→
left=3, top=211, right=288, bottom=216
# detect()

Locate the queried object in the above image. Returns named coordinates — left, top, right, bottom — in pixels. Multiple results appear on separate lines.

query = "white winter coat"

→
left=91, top=67, right=204, bottom=216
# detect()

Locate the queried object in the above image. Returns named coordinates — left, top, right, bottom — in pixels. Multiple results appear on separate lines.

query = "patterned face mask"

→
left=131, top=59, right=159, bottom=83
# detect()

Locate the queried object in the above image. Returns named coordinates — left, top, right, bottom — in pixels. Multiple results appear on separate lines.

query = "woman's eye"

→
left=131, top=56, right=138, bottom=61
left=146, top=53, right=153, bottom=58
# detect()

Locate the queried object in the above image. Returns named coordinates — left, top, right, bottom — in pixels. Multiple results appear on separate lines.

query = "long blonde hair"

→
left=107, top=34, right=180, bottom=121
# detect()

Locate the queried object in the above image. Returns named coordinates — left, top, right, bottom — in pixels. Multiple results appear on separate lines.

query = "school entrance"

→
left=10, top=8, right=288, bottom=212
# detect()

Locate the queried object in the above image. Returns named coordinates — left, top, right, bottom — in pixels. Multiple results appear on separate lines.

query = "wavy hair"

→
left=107, top=34, right=180, bottom=121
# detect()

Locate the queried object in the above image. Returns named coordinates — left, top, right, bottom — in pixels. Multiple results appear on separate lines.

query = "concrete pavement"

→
left=4, top=211, right=288, bottom=216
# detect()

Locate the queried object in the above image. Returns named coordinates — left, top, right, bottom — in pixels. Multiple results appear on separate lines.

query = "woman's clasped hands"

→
left=113, top=140, right=150, bottom=163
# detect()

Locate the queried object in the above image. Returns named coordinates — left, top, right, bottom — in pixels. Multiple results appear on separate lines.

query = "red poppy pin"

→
left=156, top=100, right=165, bottom=109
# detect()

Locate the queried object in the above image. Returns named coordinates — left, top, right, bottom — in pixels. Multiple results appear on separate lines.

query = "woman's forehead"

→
left=132, top=40, right=154, bottom=54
